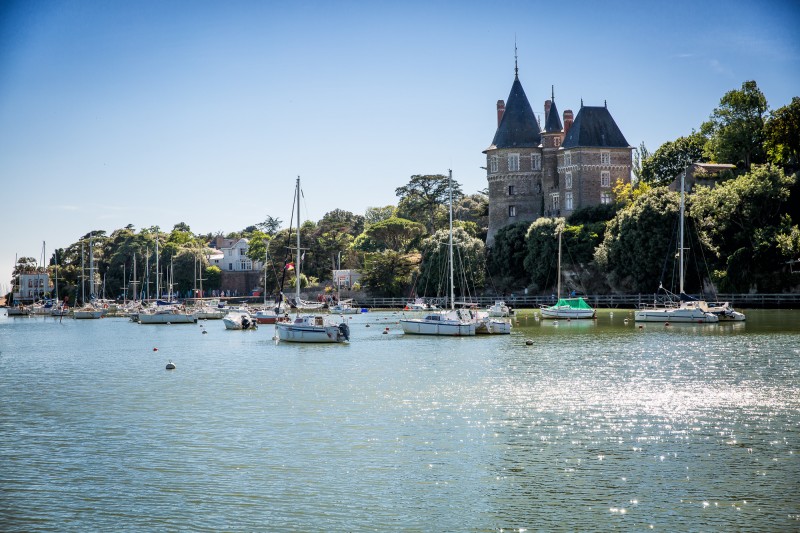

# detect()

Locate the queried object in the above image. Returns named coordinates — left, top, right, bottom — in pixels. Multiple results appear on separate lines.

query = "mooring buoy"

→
left=166, top=361, right=176, bottom=370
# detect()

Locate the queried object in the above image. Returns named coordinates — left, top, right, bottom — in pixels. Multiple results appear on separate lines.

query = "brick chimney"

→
left=544, top=99, right=552, bottom=122
left=496, top=100, right=505, bottom=127
left=563, top=109, right=574, bottom=136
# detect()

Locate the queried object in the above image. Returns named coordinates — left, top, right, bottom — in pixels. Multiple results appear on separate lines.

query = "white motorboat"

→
left=276, top=314, right=350, bottom=343
left=486, top=300, right=510, bottom=317
left=138, top=305, right=197, bottom=324
left=223, top=310, right=258, bottom=330
left=330, top=299, right=361, bottom=314
left=400, top=308, right=477, bottom=336
left=73, top=305, right=104, bottom=319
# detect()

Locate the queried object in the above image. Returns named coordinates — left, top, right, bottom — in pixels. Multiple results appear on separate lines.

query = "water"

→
left=1, top=309, right=798, bottom=531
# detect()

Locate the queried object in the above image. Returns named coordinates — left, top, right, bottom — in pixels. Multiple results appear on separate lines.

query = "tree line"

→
left=6, top=81, right=799, bottom=304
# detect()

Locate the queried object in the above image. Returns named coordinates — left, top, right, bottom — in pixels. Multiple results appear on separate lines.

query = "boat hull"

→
left=540, top=307, right=596, bottom=319
left=634, top=307, right=719, bottom=323
left=138, top=312, right=197, bottom=324
left=475, top=318, right=511, bottom=334
left=276, top=323, right=347, bottom=343
left=399, top=319, right=476, bottom=336
left=73, top=309, right=103, bottom=319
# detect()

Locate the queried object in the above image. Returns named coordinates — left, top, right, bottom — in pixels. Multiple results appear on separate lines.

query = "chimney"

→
left=544, top=99, right=552, bottom=122
left=563, top=109, right=574, bottom=136
left=496, top=100, right=505, bottom=127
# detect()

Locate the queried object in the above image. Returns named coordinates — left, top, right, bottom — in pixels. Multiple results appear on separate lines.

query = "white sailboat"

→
left=138, top=231, right=196, bottom=324
left=400, top=170, right=477, bottom=336
left=635, top=164, right=720, bottom=324
left=540, top=229, right=596, bottom=319
left=275, top=177, right=350, bottom=343
left=73, top=238, right=103, bottom=319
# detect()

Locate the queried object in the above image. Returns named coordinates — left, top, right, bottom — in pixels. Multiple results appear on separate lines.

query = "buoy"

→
left=153, top=347, right=158, bottom=352
left=525, top=339, right=533, bottom=346
left=665, top=322, right=670, bottom=327
left=382, top=330, right=388, bottom=335
left=166, top=361, right=176, bottom=370
left=366, top=324, right=371, bottom=328
left=202, top=330, right=207, bottom=334
left=638, top=324, right=644, bottom=329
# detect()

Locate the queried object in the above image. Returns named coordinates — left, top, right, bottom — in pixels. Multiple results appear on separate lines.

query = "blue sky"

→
left=2, top=0, right=799, bottom=293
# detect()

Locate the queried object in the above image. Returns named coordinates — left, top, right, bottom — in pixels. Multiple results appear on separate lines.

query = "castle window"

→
left=601, top=151, right=611, bottom=165
left=601, top=192, right=613, bottom=204
left=564, top=152, right=571, bottom=166
left=509, top=205, right=517, bottom=217
left=508, top=185, right=515, bottom=196
left=565, top=172, right=573, bottom=190
left=565, top=192, right=573, bottom=210
left=489, top=156, right=498, bottom=173
left=508, top=154, right=520, bottom=172
left=601, top=171, right=611, bottom=187
left=551, top=193, right=560, bottom=211
left=553, top=137, right=561, bottom=148
left=532, top=154, right=541, bottom=170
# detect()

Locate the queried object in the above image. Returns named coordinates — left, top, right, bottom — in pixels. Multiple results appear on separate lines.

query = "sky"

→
left=1, top=0, right=799, bottom=294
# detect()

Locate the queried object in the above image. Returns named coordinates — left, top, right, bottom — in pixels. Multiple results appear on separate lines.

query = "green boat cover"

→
left=547, top=297, right=593, bottom=309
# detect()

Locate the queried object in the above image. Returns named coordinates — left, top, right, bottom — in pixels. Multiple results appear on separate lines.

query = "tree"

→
left=360, top=250, right=415, bottom=297
left=764, top=96, right=800, bottom=173
left=395, top=174, right=464, bottom=234
left=415, top=227, right=485, bottom=299
left=689, top=165, right=797, bottom=291
left=594, top=187, right=681, bottom=293
left=486, top=221, right=530, bottom=292
left=701, top=80, right=768, bottom=169
left=523, top=218, right=562, bottom=291
left=454, top=193, right=489, bottom=241
left=364, top=206, right=396, bottom=228
left=640, top=132, right=706, bottom=185
left=632, top=142, right=650, bottom=184
left=257, top=215, right=283, bottom=236
left=363, top=217, right=426, bottom=252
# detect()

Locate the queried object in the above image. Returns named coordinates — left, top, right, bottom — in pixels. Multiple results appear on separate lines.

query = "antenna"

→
left=514, top=36, right=518, bottom=78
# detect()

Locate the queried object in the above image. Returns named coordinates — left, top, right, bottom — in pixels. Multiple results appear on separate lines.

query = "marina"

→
left=1, top=308, right=798, bottom=530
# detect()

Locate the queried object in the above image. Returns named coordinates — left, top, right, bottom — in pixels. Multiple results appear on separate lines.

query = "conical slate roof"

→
left=544, top=99, right=562, bottom=133
left=487, top=77, right=541, bottom=150
left=562, top=106, right=630, bottom=148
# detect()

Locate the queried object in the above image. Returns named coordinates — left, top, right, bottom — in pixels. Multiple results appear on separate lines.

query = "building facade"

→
left=484, top=69, right=633, bottom=245
left=208, top=237, right=263, bottom=272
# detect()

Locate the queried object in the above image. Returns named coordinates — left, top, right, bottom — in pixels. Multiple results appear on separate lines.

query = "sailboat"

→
left=275, top=177, right=350, bottom=343
left=540, top=229, right=596, bottom=319
left=51, top=249, right=70, bottom=317
left=400, top=170, right=477, bottom=336
left=73, top=238, right=104, bottom=319
left=635, top=164, right=720, bottom=324
left=138, top=232, right=197, bottom=324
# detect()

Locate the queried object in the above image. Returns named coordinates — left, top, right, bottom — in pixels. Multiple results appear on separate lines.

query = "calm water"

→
left=1, top=309, right=798, bottom=531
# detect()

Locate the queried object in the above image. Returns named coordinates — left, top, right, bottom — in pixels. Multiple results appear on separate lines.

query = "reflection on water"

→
left=0, top=309, right=798, bottom=530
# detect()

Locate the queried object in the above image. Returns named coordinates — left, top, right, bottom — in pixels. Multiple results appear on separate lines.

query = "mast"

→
left=448, top=169, right=454, bottom=310
left=155, top=228, right=160, bottom=300
left=81, top=241, right=85, bottom=305
left=131, top=252, right=139, bottom=302
left=296, top=176, right=301, bottom=304
left=54, top=249, right=59, bottom=303
left=89, top=236, right=94, bottom=300
left=556, top=228, right=562, bottom=299
left=679, top=163, right=686, bottom=295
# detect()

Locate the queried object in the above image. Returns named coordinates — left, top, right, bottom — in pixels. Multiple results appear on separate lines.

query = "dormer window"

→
left=600, top=151, right=610, bottom=165
left=553, top=137, right=561, bottom=148
left=508, top=154, right=520, bottom=172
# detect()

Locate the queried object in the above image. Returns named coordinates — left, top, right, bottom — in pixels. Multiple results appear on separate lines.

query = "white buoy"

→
left=166, top=361, right=176, bottom=370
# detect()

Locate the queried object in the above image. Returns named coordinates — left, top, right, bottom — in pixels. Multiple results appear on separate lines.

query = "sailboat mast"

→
left=81, top=241, right=85, bottom=304
left=679, top=164, right=686, bottom=295
left=155, top=228, right=160, bottom=300
left=448, top=169, right=454, bottom=310
left=89, top=236, right=94, bottom=299
left=557, top=229, right=562, bottom=299
left=296, top=176, right=301, bottom=303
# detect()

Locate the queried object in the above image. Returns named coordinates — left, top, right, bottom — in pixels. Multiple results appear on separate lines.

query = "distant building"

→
left=668, top=163, right=736, bottom=192
left=484, top=64, right=633, bottom=245
left=208, top=237, right=263, bottom=272
left=15, top=272, right=52, bottom=302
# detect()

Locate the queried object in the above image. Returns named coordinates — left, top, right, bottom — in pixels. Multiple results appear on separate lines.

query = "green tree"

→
left=594, top=187, right=681, bottom=293
left=640, top=132, right=706, bottom=185
left=701, top=80, right=768, bottom=169
left=523, top=218, right=562, bottom=291
left=364, top=206, right=396, bottom=228
left=764, top=96, right=800, bottom=173
left=486, top=221, right=530, bottom=292
left=257, top=215, right=283, bottom=236
left=395, top=174, right=464, bottom=234
left=363, top=217, right=426, bottom=252
left=360, top=250, right=415, bottom=297
left=689, top=165, right=797, bottom=291
left=632, top=142, right=650, bottom=184
left=416, top=227, right=485, bottom=299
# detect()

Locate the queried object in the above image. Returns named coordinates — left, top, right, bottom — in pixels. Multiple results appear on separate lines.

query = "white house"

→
left=15, top=272, right=52, bottom=302
left=208, top=237, right=263, bottom=272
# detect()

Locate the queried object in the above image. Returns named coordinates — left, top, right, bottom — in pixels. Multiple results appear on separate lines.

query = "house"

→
left=15, top=272, right=52, bottom=302
left=484, top=63, right=633, bottom=245
left=208, top=237, right=263, bottom=272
